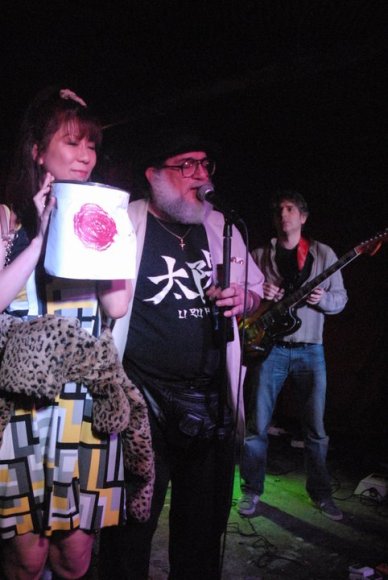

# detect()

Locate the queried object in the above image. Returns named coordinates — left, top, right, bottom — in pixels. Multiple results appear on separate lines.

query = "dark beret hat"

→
left=138, top=124, right=221, bottom=169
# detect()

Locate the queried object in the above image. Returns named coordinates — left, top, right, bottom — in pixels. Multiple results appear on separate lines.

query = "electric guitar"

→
left=240, top=229, right=387, bottom=360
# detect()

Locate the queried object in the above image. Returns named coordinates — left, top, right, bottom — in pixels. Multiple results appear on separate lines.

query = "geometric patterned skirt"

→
left=0, top=382, right=125, bottom=540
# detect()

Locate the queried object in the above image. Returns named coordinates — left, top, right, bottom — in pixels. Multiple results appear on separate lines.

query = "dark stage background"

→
left=1, top=1, right=387, bottom=441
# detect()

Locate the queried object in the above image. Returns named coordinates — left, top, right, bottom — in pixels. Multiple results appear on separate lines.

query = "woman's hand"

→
left=33, top=172, right=56, bottom=240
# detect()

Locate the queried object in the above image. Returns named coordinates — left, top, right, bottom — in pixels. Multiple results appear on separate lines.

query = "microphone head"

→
left=197, top=183, right=215, bottom=201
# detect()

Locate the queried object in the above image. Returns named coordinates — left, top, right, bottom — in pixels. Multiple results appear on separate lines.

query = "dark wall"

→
left=1, top=0, right=386, bottom=438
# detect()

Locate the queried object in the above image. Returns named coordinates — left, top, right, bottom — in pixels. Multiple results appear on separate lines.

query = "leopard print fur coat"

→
left=0, top=313, right=154, bottom=523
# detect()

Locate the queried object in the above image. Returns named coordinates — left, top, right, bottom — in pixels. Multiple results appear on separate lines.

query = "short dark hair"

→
left=270, top=189, right=309, bottom=215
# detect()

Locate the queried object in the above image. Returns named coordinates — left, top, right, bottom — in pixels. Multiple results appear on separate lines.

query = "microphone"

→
left=196, top=183, right=240, bottom=222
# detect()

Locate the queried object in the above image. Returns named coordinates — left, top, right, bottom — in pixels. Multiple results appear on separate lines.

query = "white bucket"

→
left=44, top=181, right=136, bottom=280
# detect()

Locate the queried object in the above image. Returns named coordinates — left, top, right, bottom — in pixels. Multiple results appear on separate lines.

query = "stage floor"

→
left=143, top=432, right=388, bottom=580
left=72, top=430, right=388, bottom=579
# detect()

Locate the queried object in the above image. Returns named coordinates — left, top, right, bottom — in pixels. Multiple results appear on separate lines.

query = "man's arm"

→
left=308, top=245, right=348, bottom=315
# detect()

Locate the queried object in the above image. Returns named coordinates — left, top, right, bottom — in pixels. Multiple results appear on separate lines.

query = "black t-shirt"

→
left=275, top=243, right=313, bottom=294
left=124, top=213, right=220, bottom=381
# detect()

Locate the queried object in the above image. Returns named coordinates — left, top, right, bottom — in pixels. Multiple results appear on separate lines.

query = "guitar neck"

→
left=279, top=248, right=358, bottom=310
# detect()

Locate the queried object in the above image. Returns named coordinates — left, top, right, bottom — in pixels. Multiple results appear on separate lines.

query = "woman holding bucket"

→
left=0, top=86, right=132, bottom=579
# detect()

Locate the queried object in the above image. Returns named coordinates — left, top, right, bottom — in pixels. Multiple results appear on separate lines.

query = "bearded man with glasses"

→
left=99, top=129, right=264, bottom=579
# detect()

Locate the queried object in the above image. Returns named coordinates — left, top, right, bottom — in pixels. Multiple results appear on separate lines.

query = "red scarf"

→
left=297, top=237, right=310, bottom=271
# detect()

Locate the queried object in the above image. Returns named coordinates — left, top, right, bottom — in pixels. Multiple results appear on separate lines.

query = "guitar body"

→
left=241, top=304, right=301, bottom=359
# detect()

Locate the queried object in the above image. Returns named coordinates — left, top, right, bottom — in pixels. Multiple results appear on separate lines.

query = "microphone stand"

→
left=215, top=214, right=237, bottom=580
left=212, top=206, right=242, bottom=580
left=216, top=215, right=233, bottom=440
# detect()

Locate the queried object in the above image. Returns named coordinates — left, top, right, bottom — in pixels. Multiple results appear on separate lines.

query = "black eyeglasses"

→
left=160, top=157, right=216, bottom=178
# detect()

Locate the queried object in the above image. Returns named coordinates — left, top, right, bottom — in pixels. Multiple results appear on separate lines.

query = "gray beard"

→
left=151, top=181, right=207, bottom=224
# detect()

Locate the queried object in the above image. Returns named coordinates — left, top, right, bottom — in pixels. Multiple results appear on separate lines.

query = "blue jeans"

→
left=240, top=343, right=332, bottom=502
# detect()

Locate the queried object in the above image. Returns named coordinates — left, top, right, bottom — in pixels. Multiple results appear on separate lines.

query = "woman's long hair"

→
left=5, top=85, right=102, bottom=238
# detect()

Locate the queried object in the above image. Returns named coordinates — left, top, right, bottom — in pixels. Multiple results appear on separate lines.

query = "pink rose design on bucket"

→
left=73, top=203, right=118, bottom=251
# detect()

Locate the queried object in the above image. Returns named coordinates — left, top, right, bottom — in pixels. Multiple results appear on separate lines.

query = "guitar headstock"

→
left=355, top=229, right=388, bottom=256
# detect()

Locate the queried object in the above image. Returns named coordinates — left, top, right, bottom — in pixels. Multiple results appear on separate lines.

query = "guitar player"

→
left=238, top=190, right=348, bottom=520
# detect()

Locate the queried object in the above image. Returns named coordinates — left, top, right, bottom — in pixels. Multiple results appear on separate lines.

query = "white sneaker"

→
left=238, top=492, right=260, bottom=517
